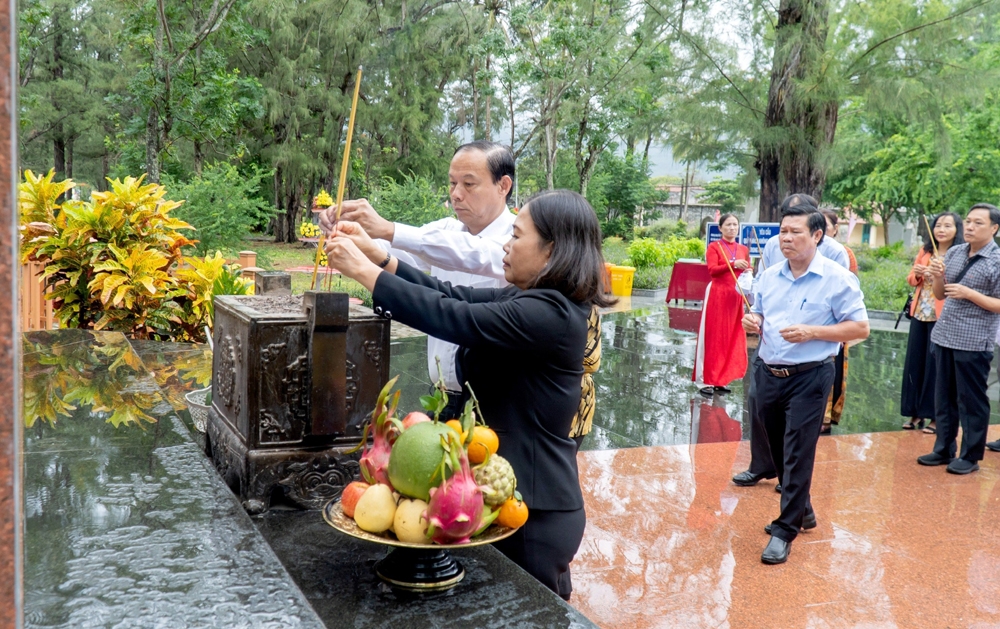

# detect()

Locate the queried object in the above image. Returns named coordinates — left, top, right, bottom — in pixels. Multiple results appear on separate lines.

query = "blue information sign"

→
left=705, top=223, right=779, bottom=258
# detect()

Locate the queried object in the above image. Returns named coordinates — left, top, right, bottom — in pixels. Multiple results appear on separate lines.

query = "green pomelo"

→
left=387, top=421, right=455, bottom=501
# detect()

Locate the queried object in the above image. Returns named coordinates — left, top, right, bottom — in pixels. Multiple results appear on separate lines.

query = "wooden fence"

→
left=20, top=262, right=55, bottom=331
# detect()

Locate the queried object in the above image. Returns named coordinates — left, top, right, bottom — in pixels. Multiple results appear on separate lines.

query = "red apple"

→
left=341, top=480, right=370, bottom=518
left=401, top=412, right=432, bottom=430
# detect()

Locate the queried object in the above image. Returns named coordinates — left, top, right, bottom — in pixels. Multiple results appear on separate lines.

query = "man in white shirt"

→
left=318, top=141, right=514, bottom=417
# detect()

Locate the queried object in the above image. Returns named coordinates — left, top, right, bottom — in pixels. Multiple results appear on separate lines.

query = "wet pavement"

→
left=21, top=300, right=1000, bottom=628
left=570, top=428, right=1000, bottom=628
left=391, top=302, right=1000, bottom=627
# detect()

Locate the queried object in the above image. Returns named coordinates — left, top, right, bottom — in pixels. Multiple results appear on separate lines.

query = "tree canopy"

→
left=19, top=0, right=1000, bottom=241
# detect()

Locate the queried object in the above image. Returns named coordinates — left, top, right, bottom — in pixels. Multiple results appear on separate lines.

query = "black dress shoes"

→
left=761, top=536, right=790, bottom=564
left=732, top=470, right=777, bottom=486
left=986, top=439, right=1000, bottom=453
left=946, top=459, right=979, bottom=474
left=775, top=484, right=782, bottom=493
left=917, top=453, right=954, bottom=466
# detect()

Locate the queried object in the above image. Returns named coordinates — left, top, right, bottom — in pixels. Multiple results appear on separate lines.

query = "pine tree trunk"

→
left=193, top=139, right=203, bottom=176
left=544, top=121, right=557, bottom=190
left=66, top=136, right=74, bottom=179
left=53, top=137, right=66, bottom=180
left=756, top=0, right=837, bottom=222
left=146, top=108, right=161, bottom=183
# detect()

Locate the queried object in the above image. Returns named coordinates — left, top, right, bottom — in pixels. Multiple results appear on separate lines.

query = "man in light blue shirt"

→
left=732, top=193, right=852, bottom=492
left=742, top=206, right=869, bottom=565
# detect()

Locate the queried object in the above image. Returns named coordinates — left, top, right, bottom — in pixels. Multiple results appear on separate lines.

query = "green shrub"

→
left=626, top=238, right=665, bottom=269
left=371, top=173, right=451, bottom=227
left=20, top=170, right=238, bottom=341
left=165, top=162, right=278, bottom=256
left=632, top=266, right=673, bottom=290
left=602, top=237, right=630, bottom=265
left=659, top=237, right=706, bottom=265
left=873, top=241, right=905, bottom=259
left=858, top=260, right=912, bottom=311
left=852, top=242, right=916, bottom=311
left=626, top=236, right=705, bottom=270
left=633, top=218, right=692, bottom=241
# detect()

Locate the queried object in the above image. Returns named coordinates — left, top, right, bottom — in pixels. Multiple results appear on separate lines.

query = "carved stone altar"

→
left=206, top=292, right=389, bottom=513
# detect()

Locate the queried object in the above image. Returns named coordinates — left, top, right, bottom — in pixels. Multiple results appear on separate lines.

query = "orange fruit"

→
left=445, top=419, right=466, bottom=441
left=467, top=426, right=499, bottom=464
left=497, top=496, right=528, bottom=529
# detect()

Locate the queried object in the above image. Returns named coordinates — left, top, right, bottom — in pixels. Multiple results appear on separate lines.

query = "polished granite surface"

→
left=22, top=330, right=325, bottom=628
left=570, top=426, right=1000, bottom=628
left=255, top=510, right=595, bottom=629
left=22, top=329, right=594, bottom=628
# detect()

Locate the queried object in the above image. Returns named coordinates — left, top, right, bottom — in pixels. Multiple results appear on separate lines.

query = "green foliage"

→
left=20, top=169, right=248, bottom=341
left=164, top=162, right=278, bottom=255
left=370, top=174, right=451, bottom=227
left=626, top=238, right=666, bottom=269
left=633, top=218, right=693, bottom=241
left=626, top=236, right=705, bottom=270
left=632, top=266, right=673, bottom=290
left=587, top=153, right=656, bottom=238
left=601, top=237, right=629, bottom=266
left=853, top=244, right=914, bottom=311
left=698, top=178, right=745, bottom=214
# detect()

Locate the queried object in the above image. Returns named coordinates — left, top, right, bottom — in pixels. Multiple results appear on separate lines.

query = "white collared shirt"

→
left=381, top=210, right=515, bottom=391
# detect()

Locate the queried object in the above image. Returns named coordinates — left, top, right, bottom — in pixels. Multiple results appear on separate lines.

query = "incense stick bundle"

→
left=313, top=66, right=364, bottom=291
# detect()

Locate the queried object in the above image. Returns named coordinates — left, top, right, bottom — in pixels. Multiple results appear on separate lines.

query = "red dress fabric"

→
left=692, top=240, right=750, bottom=387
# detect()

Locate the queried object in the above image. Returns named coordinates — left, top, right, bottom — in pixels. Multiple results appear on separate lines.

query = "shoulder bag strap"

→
left=954, top=255, right=983, bottom=285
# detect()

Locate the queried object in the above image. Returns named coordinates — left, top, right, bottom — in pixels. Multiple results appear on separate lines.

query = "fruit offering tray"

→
left=322, top=499, right=518, bottom=548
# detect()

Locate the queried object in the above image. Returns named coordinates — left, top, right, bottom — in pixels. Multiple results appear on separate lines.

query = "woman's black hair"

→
left=923, top=212, right=964, bottom=254
left=820, top=209, right=839, bottom=228
left=521, top=189, right=616, bottom=308
left=454, top=141, right=516, bottom=204
left=718, top=213, right=739, bottom=228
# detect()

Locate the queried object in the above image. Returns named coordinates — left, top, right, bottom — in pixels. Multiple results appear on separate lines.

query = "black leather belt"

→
left=764, top=357, right=833, bottom=378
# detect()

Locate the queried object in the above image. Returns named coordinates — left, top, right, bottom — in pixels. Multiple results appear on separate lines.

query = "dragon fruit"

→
left=356, top=376, right=401, bottom=488
left=424, top=431, right=484, bottom=544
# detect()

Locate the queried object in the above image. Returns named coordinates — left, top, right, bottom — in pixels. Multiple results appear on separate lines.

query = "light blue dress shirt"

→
left=760, top=234, right=850, bottom=270
left=751, top=253, right=868, bottom=365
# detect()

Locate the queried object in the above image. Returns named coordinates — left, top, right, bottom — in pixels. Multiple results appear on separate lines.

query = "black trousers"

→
left=900, top=320, right=937, bottom=419
left=755, top=362, right=835, bottom=542
left=492, top=507, right=587, bottom=601
left=746, top=357, right=777, bottom=476
left=932, top=344, right=994, bottom=462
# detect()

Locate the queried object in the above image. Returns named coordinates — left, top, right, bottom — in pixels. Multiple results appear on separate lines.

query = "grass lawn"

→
left=243, top=237, right=372, bottom=305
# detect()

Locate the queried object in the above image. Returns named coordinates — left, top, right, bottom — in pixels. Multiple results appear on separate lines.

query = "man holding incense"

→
left=732, top=193, right=852, bottom=491
left=319, top=141, right=515, bottom=419
left=918, top=203, right=1000, bottom=474
left=743, top=206, right=869, bottom=564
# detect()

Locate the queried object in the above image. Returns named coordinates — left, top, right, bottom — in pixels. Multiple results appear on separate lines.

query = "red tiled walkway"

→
left=571, top=426, right=1000, bottom=628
